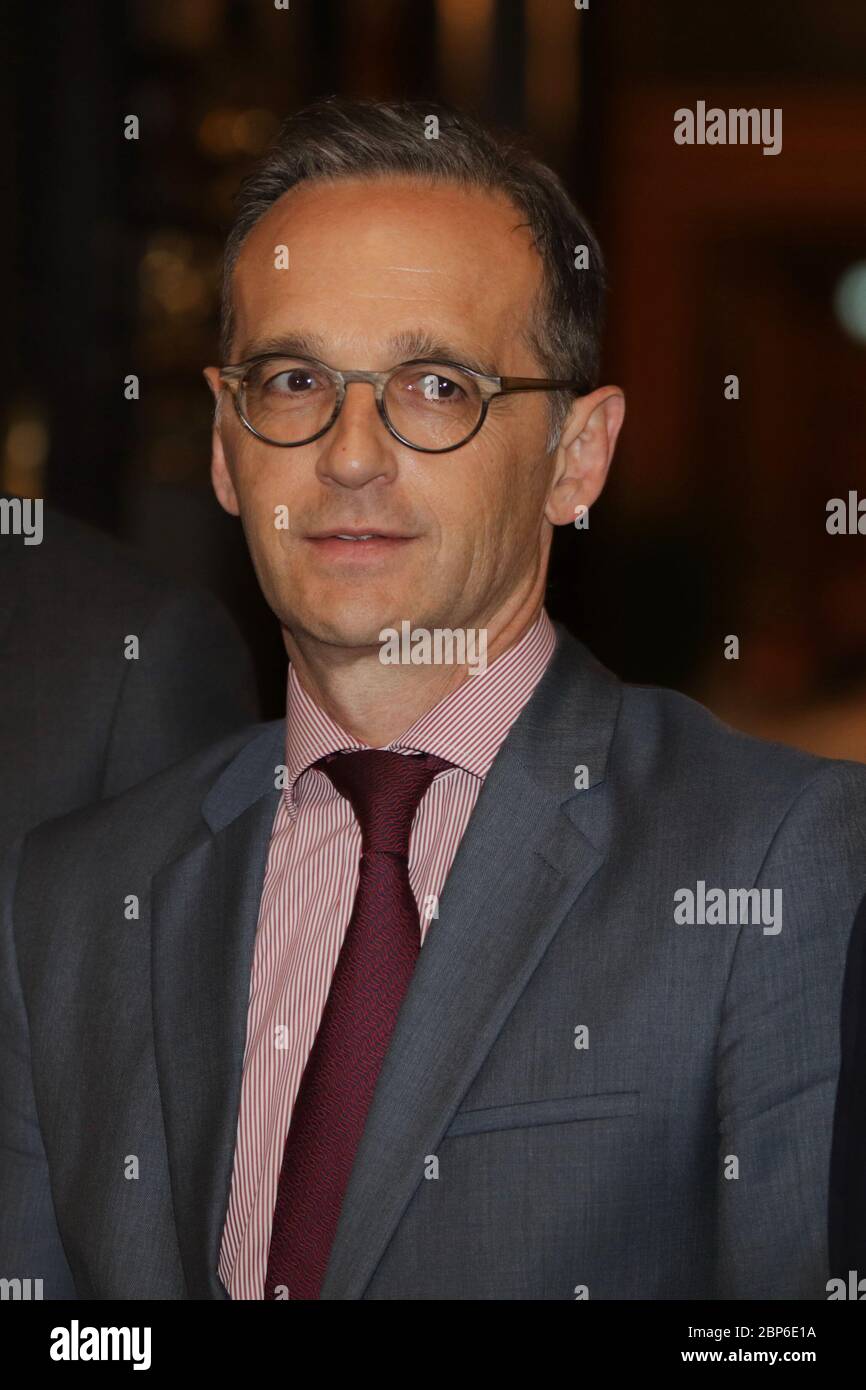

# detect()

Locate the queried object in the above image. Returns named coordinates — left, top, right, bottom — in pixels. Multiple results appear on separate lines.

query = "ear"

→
left=203, top=366, right=240, bottom=517
left=545, top=385, right=625, bottom=527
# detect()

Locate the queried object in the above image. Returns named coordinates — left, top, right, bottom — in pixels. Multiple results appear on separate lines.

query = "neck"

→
left=284, top=591, right=544, bottom=747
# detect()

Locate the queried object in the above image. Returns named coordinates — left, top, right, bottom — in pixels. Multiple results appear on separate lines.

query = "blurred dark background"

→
left=4, top=0, right=866, bottom=753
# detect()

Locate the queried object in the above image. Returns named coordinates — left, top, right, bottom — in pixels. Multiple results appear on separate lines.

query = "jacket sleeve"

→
left=0, top=837, right=78, bottom=1299
left=99, top=585, right=261, bottom=798
left=829, top=889, right=866, bottom=1278
left=715, top=760, right=866, bottom=1299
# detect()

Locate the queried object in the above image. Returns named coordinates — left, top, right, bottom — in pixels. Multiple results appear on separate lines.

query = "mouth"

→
left=304, top=528, right=418, bottom=560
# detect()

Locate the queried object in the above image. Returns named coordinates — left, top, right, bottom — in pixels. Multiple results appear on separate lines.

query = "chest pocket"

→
left=445, top=1090, right=640, bottom=1137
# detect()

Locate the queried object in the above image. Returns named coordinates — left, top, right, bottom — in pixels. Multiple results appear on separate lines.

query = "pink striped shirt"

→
left=218, top=608, right=558, bottom=1298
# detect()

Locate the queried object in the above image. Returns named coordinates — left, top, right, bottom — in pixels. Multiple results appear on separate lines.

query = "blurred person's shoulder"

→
left=0, top=495, right=261, bottom=828
left=1, top=494, right=258, bottom=691
left=3, top=493, right=227, bottom=622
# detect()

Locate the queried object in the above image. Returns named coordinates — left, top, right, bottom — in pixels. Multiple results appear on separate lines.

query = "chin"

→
left=285, top=606, right=403, bottom=653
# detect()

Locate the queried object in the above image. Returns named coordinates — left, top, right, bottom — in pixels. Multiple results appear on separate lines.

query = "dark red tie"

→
left=264, top=748, right=451, bottom=1300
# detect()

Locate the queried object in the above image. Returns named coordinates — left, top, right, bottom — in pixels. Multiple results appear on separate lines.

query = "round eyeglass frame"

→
left=218, top=353, right=584, bottom=455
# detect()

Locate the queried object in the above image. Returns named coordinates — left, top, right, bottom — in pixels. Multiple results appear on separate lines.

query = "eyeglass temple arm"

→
left=218, top=366, right=246, bottom=385
left=497, top=376, right=583, bottom=392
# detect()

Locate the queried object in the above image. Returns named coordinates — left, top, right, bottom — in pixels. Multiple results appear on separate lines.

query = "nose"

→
left=314, top=380, right=399, bottom=490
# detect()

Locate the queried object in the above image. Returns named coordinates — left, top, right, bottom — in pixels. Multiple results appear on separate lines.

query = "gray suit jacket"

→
left=2, top=623, right=866, bottom=1300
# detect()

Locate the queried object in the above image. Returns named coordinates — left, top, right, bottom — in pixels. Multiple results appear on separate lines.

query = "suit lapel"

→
left=320, top=626, right=622, bottom=1298
left=151, top=722, right=283, bottom=1298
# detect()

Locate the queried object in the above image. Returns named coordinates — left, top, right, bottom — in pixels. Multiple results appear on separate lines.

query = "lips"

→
left=306, top=528, right=413, bottom=540
left=304, top=528, right=417, bottom=560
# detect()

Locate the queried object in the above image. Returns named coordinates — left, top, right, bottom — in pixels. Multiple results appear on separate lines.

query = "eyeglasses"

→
left=218, top=353, right=584, bottom=454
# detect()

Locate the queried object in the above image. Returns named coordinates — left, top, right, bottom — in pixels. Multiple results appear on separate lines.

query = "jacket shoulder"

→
left=617, top=678, right=866, bottom=809
left=19, top=720, right=280, bottom=873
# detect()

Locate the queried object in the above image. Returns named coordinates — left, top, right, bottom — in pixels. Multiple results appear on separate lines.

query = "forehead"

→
left=230, top=175, right=544, bottom=363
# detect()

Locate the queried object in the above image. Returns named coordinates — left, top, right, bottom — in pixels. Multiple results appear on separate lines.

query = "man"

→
left=0, top=496, right=260, bottom=858
left=2, top=97, right=865, bottom=1301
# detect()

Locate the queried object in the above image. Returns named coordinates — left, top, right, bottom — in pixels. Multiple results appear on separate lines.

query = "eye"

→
left=402, top=369, right=468, bottom=404
left=263, top=367, right=321, bottom=396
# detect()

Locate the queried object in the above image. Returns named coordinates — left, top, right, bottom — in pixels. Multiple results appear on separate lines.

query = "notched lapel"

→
left=151, top=725, right=282, bottom=1299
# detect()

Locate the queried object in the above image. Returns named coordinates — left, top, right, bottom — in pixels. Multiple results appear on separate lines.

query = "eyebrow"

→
left=233, top=328, right=500, bottom=377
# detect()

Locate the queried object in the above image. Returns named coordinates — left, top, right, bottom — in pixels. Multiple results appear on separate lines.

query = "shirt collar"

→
left=282, top=608, right=558, bottom=817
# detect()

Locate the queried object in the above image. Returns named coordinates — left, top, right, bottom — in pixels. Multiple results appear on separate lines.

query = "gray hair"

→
left=220, top=97, right=606, bottom=452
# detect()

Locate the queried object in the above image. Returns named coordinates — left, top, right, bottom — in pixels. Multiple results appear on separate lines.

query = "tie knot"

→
left=316, top=748, right=451, bottom=855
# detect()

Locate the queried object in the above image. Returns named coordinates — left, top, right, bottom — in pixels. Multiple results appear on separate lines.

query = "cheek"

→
left=222, top=463, right=292, bottom=581
left=226, top=437, right=301, bottom=528
left=449, top=415, right=549, bottom=536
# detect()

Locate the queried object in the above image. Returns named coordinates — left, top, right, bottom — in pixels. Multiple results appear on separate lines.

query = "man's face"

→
left=207, top=175, right=568, bottom=651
